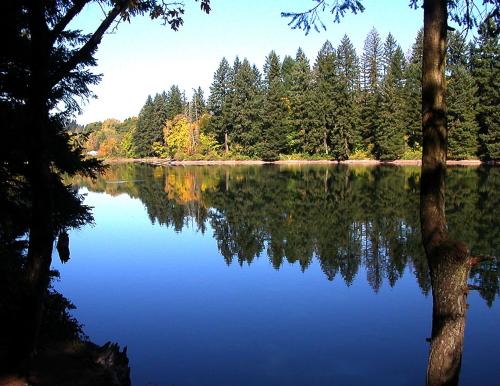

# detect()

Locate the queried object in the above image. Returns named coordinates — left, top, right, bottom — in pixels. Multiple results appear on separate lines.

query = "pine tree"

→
left=191, top=86, right=207, bottom=121
left=361, top=28, right=383, bottom=93
left=281, top=55, right=296, bottom=92
left=472, top=19, right=500, bottom=160
left=446, top=31, right=479, bottom=159
left=336, top=35, right=362, bottom=152
left=382, top=33, right=398, bottom=76
left=360, top=28, right=383, bottom=152
left=166, top=85, right=185, bottom=119
left=289, top=48, right=318, bottom=154
left=207, top=57, right=232, bottom=152
left=403, top=29, right=424, bottom=150
left=313, top=41, right=345, bottom=159
left=259, top=51, right=288, bottom=160
left=447, top=67, right=480, bottom=159
left=280, top=55, right=297, bottom=153
left=133, top=95, right=158, bottom=156
left=376, top=38, right=406, bottom=160
left=225, top=58, right=263, bottom=155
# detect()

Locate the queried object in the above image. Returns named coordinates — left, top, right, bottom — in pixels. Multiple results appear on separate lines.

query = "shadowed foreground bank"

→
left=0, top=341, right=129, bottom=386
left=0, top=188, right=130, bottom=385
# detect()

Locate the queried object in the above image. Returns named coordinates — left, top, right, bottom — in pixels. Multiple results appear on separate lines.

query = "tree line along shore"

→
left=72, top=24, right=498, bottom=163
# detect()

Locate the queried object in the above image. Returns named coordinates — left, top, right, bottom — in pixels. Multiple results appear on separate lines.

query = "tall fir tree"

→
left=191, top=87, right=207, bottom=121
left=336, top=34, right=362, bottom=151
left=133, top=95, right=164, bottom=157
left=376, top=38, right=406, bottom=160
left=281, top=55, right=296, bottom=92
left=207, top=57, right=232, bottom=152
left=225, top=58, right=263, bottom=155
left=313, top=41, right=346, bottom=159
left=472, top=19, right=500, bottom=160
left=260, top=51, right=289, bottom=160
left=360, top=28, right=383, bottom=151
left=447, top=32, right=480, bottom=159
left=361, top=27, right=383, bottom=92
left=280, top=55, right=297, bottom=153
left=166, top=85, right=185, bottom=119
left=289, top=48, right=318, bottom=154
left=447, top=67, right=480, bottom=159
left=382, top=33, right=398, bottom=76
left=402, top=29, right=424, bottom=150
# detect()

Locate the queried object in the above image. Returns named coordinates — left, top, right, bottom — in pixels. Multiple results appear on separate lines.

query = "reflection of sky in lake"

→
left=53, top=182, right=500, bottom=386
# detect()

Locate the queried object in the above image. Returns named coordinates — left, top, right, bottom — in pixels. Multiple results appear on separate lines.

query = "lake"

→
left=55, top=163, right=499, bottom=386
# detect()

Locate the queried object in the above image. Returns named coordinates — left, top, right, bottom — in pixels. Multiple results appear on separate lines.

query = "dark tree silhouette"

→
left=2, top=0, right=211, bottom=362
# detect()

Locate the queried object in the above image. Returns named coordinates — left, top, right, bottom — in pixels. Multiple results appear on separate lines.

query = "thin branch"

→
left=50, top=0, right=91, bottom=45
left=281, top=1, right=365, bottom=35
left=49, top=0, right=128, bottom=88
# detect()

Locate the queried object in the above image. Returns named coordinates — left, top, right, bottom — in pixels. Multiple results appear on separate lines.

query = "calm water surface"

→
left=56, top=164, right=499, bottom=386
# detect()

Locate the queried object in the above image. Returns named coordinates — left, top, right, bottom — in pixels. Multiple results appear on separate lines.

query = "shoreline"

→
left=103, top=158, right=493, bottom=166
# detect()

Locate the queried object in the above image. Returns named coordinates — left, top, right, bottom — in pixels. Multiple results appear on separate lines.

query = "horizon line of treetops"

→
left=74, top=23, right=499, bottom=162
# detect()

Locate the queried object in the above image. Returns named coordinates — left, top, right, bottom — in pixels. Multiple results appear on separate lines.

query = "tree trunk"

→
left=20, top=0, right=55, bottom=360
left=224, top=132, right=229, bottom=154
left=421, top=0, right=448, bottom=252
left=324, top=129, right=329, bottom=155
left=420, top=2, right=470, bottom=385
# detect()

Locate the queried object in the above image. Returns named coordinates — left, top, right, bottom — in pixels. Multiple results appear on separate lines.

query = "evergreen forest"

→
left=78, top=25, right=499, bottom=161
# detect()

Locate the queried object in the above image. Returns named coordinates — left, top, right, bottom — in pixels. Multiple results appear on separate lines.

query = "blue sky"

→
left=73, top=0, right=425, bottom=124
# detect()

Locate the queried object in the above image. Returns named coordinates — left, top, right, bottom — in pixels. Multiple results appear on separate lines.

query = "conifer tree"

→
left=166, top=85, right=185, bottom=119
left=377, top=39, right=406, bottom=160
left=191, top=87, right=207, bottom=121
left=281, top=55, right=296, bottom=92
left=260, top=51, right=289, bottom=160
left=360, top=28, right=383, bottom=151
left=472, top=20, right=500, bottom=160
left=361, top=28, right=383, bottom=92
left=447, top=67, right=480, bottom=159
left=208, top=57, right=232, bottom=152
left=225, top=58, right=263, bottom=155
left=280, top=55, right=297, bottom=153
left=403, top=29, right=424, bottom=150
left=133, top=95, right=157, bottom=156
left=336, top=35, right=362, bottom=151
left=313, top=41, right=345, bottom=158
left=289, top=48, right=318, bottom=154
left=447, top=32, right=480, bottom=159
left=382, top=33, right=398, bottom=76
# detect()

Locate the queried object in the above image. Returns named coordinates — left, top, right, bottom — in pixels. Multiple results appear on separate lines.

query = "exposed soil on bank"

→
left=103, top=157, right=492, bottom=166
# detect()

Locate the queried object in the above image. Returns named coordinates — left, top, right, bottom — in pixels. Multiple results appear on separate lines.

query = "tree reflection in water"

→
left=71, top=164, right=499, bottom=306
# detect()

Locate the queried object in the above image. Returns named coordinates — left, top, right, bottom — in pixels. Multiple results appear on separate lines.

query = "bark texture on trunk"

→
left=421, top=2, right=470, bottom=385
left=421, top=0, right=448, bottom=253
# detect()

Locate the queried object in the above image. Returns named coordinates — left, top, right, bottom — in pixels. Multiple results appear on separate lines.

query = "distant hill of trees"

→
left=78, top=25, right=499, bottom=161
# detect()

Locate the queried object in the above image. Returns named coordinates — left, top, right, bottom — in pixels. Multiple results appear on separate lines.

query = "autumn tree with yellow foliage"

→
left=158, top=114, right=219, bottom=159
